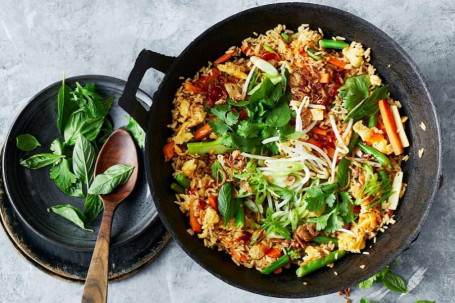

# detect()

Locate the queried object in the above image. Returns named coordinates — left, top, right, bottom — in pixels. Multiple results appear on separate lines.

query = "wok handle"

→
left=118, top=49, right=175, bottom=128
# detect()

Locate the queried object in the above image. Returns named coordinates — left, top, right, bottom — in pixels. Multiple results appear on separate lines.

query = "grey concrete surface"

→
left=0, top=1, right=453, bottom=302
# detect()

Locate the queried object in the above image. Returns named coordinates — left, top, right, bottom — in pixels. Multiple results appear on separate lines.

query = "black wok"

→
left=118, top=3, right=441, bottom=297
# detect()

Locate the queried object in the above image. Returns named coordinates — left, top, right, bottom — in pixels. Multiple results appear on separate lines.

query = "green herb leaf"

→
left=72, top=135, right=96, bottom=184
left=338, top=75, right=370, bottom=111
left=211, top=161, right=225, bottom=183
left=50, top=159, right=77, bottom=190
left=381, top=271, right=408, bottom=293
left=262, top=207, right=291, bottom=239
left=358, top=275, right=377, bottom=289
left=307, top=210, right=333, bottom=230
left=360, top=298, right=370, bottom=303
left=265, top=101, right=291, bottom=127
left=64, top=110, right=104, bottom=145
left=336, top=157, right=351, bottom=188
left=57, top=80, right=77, bottom=136
left=88, top=164, right=134, bottom=195
left=50, top=138, right=66, bottom=158
left=249, top=77, right=275, bottom=103
left=84, top=194, right=104, bottom=223
left=48, top=204, right=92, bottom=231
left=125, top=115, right=145, bottom=148
left=217, top=183, right=237, bottom=225
left=345, top=86, right=388, bottom=122
left=20, top=153, right=65, bottom=169
left=59, top=180, right=84, bottom=198
left=305, top=184, right=338, bottom=212
left=339, top=191, right=355, bottom=223
left=16, top=134, right=41, bottom=151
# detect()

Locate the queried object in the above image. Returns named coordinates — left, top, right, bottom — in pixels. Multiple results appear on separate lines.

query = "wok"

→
left=119, top=3, right=441, bottom=297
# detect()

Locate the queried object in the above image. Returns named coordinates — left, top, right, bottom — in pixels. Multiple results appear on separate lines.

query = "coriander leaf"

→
left=217, top=183, right=237, bottom=225
left=345, top=86, right=388, bottom=122
left=265, top=101, right=291, bottom=127
left=125, top=115, right=145, bottom=148
left=249, top=77, right=275, bottom=103
left=50, top=138, right=65, bottom=158
left=338, top=75, right=370, bottom=110
left=16, top=134, right=41, bottom=151
left=305, top=187, right=326, bottom=212
left=226, top=111, right=240, bottom=126
left=20, top=153, right=65, bottom=169
left=325, top=208, right=344, bottom=233
left=307, top=210, right=333, bottom=230
left=48, top=204, right=92, bottom=231
left=73, top=135, right=96, bottom=184
left=88, top=164, right=134, bottom=195
left=237, top=121, right=261, bottom=138
left=208, top=119, right=231, bottom=136
left=382, top=271, right=407, bottom=293
left=325, top=193, right=336, bottom=208
left=211, top=104, right=231, bottom=122
left=358, top=275, right=377, bottom=289
left=339, top=191, right=355, bottom=223
left=57, top=80, right=77, bottom=136
left=84, top=194, right=104, bottom=222
left=50, top=159, right=77, bottom=190
left=231, top=133, right=262, bottom=154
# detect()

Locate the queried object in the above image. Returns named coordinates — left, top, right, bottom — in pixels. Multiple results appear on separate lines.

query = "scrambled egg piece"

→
left=353, top=121, right=393, bottom=155
left=338, top=227, right=366, bottom=253
left=217, top=62, right=247, bottom=79
left=181, top=159, right=197, bottom=177
left=342, top=42, right=365, bottom=68
left=173, top=122, right=193, bottom=144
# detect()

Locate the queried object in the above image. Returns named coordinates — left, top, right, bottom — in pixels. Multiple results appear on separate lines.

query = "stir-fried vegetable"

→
left=319, top=39, right=349, bottom=49
left=296, top=250, right=346, bottom=277
left=306, top=48, right=322, bottom=60
left=358, top=142, right=392, bottom=168
left=262, top=254, right=290, bottom=275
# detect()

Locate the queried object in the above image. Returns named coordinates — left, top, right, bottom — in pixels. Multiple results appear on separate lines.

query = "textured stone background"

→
left=0, top=0, right=453, bottom=302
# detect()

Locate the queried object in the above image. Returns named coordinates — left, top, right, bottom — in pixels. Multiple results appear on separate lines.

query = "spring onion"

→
left=306, top=48, right=322, bottom=60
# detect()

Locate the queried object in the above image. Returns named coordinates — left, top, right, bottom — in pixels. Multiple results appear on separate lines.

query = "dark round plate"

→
left=0, top=150, right=171, bottom=281
left=1, top=75, right=162, bottom=251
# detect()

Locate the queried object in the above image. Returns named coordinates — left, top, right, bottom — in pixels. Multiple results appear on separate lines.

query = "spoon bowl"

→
left=82, top=129, right=138, bottom=303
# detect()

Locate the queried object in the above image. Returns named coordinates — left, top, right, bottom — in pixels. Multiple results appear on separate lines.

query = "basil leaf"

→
left=381, top=271, right=408, bottom=293
left=345, top=86, right=388, bottom=122
left=64, top=111, right=104, bottom=145
left=57, top=81, right=77, bottom=136
left=48, top=204, right=92, bottom=231
left=59, top=181, right=84, bottom=198
left=88, top=164, right=134, bottom=195
left=84, top=194, right=104, bottom=222
left=125, top=115, right=145, bottom=148
left=337, top=157, right=351, bottom=188
left=20, top=153, right=65, bottom=169
left=249, top=77, right=275, bottom=103
left=73, top=135, right=96, bottom=184
left=16, top=134, right=41, bottom=151
left=211, top=161, right=225, bottom=183
left=50, top=159, right=77, bottom=190
left=217, top=183, right=237, bottom=225
left=265, top=101, right=291, bottom=127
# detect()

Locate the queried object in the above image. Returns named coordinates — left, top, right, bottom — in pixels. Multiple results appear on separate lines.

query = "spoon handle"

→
left=82, top=202, right=117, bottom=303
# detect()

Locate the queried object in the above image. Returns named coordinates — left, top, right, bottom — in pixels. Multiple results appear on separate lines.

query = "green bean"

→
left=263, top=45, right=277, bottom=54
left=171, top=182, right=185, bottom=194
left=368, top=112, right=378, bottom=128
left=306, top=48, right=322, bottom=60
left=313, top=235, right=339, bottom=245
left=347, top=131, right=360, bottom=154
left=281, top=32, right=290, bottom=43
left=296, top=250, right=346, bottom=277
left=319, top=39, right=349, bottom=49
left=235, top=201, right=245, bottom=228
left=357, top=142, right=392, bottom=168
left=175, top=173, right=190, bottom=189
left=261, top=254, right=290, bottom=275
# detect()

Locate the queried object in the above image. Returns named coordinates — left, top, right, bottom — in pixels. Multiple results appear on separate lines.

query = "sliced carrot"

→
left=312, top=127, right=327, bottom=136
left=214, top=52, right=233, bottom=64
left=307, top=138, right=323, bottom=149
left=183, top=82, right=203, bottom=93
left=378, top=99, right=403, bottom=155
left=273, top=268, right=283, bottom=274
left=327, top=146, right=336, bottom=159
left=230, top=248, right=247, bottom=263
left=163, top=141, right=175, bottom=160
left=318, top=73, right=330, bottom=83
left=241, top=45, right=254, bottom=56
left=194, top=124, right=212, bottom=141
left=208, top=195, right=218, bottom=212
left=189, top=198, right=202, bottom=233
left=327, top=57, right=347, bottom=69
left=266, top=248, right=281, bottom=258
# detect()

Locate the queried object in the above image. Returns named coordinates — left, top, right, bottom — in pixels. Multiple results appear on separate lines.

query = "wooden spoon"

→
left=82, top=129, right=138, bottom=303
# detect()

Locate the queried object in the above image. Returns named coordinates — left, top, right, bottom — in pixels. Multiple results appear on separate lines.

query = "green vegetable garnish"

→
left=319, top=39, right=349, bottom=49
left=281, top=32, right=290, bottom=43
left=16, top=134, right=41, bottom=151
left=175, top=173, right=190, bottom=189
left=88, top=164, right=134, bottom=195
left=48, top=204, right=92, bottom=231
left=306, top=48, right=322, bottom=60
left=261, top=254, right=290, bottom=275
left=125, top=115, right=146, bottom=148
left=218, top=183, right=237, bottom=225
left=296, top=250, right=346, bottom=277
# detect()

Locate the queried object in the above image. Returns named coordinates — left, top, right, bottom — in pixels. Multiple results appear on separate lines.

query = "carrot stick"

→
left=194, top=124, right=212, bottom=141
left=266, top=248, right=282, bottom=258
left=208, top=195, right=218, bottom=212
left=312, top=127, right=327, bottom=136
left=214, top=52, right=233, bottom=64
left=189, top=198, right=202, bottom=233
left=318, top=73, right=330, bottom=83
left=307, top=138, right=323, bottom=149
left=327, top=57, right=347, bottom=69
left=378, top=99, right=403, bottom=155
left=163, top=141, right=175, bottom=160
left=273, top=268, right=283, bottom=274
left=241, top=45, right=253, bottom=56
left=183, top=82, right=202, bottom=93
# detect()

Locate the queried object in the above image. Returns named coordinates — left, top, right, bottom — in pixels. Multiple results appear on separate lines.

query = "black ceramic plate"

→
left=2, top=75, right=164, bottom=251
left=0, top=148, right=171, bottom=281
